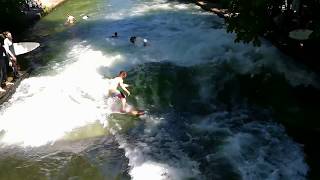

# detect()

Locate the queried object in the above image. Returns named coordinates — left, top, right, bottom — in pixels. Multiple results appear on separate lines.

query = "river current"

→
left=1, top=0, right=318, bottom=179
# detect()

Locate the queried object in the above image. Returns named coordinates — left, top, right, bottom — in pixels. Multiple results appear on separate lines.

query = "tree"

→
left=0, top=0, right=30, bottom=32
left=224, top=0, right=320, bottom=45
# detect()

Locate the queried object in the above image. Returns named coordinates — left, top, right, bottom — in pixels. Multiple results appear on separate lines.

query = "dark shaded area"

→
left=0, top=0, right=44, bottom=34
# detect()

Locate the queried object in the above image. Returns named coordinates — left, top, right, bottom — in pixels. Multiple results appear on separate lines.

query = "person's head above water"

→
left=129, top=36, right=136, bottom=43
left=112, top=32, right=118, bottom=37
left=65, top=15, right=76, bottom=25
left=119, top=71, right=127, bottom=78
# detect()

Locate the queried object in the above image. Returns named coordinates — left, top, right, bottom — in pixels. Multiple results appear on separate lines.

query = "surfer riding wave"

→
left=108, top=71, right=130, bottom=113
left=107, top=71, right=144, bottom=116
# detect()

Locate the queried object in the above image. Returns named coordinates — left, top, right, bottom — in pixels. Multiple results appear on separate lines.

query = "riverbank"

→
left=0, top=70, right=31, bottom=104
left=23, top=0, right=68, bottom=23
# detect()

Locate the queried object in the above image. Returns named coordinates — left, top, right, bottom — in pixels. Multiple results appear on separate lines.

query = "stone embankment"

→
left=193, top=1, right=229, bottom=18
left=24, top=0, right=68, bottom=22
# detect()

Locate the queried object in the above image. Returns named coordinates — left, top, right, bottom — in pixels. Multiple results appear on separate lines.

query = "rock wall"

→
left=39, top=0, right=67, bottom=12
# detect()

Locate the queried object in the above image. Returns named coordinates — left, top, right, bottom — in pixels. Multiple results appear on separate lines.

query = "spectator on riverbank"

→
left=0, top=34, right=13, bottom=92
left=0, top=34, right=7, bottom=92
left=3, top=31, right=20, bottom=80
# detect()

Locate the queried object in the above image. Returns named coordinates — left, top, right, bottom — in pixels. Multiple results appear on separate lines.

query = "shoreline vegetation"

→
left=192, top=0, right=319, bottom=73
left=0, top=0, right=67, bottom=34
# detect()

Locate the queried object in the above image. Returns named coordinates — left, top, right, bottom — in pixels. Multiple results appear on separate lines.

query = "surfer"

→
left=108, top=71, right=131, bottom=113
left=3, top=31, right=20, bottom=80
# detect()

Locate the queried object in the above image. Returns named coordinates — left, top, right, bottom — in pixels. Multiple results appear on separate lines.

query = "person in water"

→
left=130, top=36, right=148, bottom=47
left=143, top=38, right=148, bottom=46
left=3, top=31, right=20, bottom=80
left=111, top=32, right=118, bottom=38
left=109, top=71, right=131, bottom=113
left=129, top=36, right=136, bottom=44
left=65, top=15, right=76, bottom=25
left=82, top=15, right=89, bottom=20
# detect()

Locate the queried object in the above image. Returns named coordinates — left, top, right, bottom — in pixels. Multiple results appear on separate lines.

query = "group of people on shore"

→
left=0, top=31, right=20, bottom=93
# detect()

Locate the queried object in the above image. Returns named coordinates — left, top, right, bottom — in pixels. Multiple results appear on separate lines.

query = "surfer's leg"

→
left=120, top=98, right=127, bottom=112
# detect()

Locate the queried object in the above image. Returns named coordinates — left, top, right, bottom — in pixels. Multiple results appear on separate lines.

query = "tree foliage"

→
left=0, top=0, right=30, bottom=32
left=224, top=0, right=320, bottom=45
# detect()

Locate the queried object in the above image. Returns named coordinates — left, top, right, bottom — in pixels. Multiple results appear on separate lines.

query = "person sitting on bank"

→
left=3, top=31, right=20, bottom=80
left=108, top=71, right=131, bottom=113
left=65, top=15, right=76, bottom=25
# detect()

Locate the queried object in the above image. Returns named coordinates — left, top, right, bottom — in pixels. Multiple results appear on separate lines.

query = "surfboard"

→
left=13, top=42, right=40, bottom=56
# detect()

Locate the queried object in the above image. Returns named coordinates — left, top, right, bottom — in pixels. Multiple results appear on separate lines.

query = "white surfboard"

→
left=13, top=42, right=40, bottom=56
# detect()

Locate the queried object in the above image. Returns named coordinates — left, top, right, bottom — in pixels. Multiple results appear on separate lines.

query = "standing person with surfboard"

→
left=0, top=33, right=14, bottom=90
left=3, top=31, right=20, bottom=80
left=0, top=34, right=8, bottom=92
left=108, top=71, right=131, bottom=113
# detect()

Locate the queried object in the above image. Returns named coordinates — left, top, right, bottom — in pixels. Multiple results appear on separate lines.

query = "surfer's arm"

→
left=119, top=81, right=130, bottom=96
left=123, top=83, right=129, bottom=88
